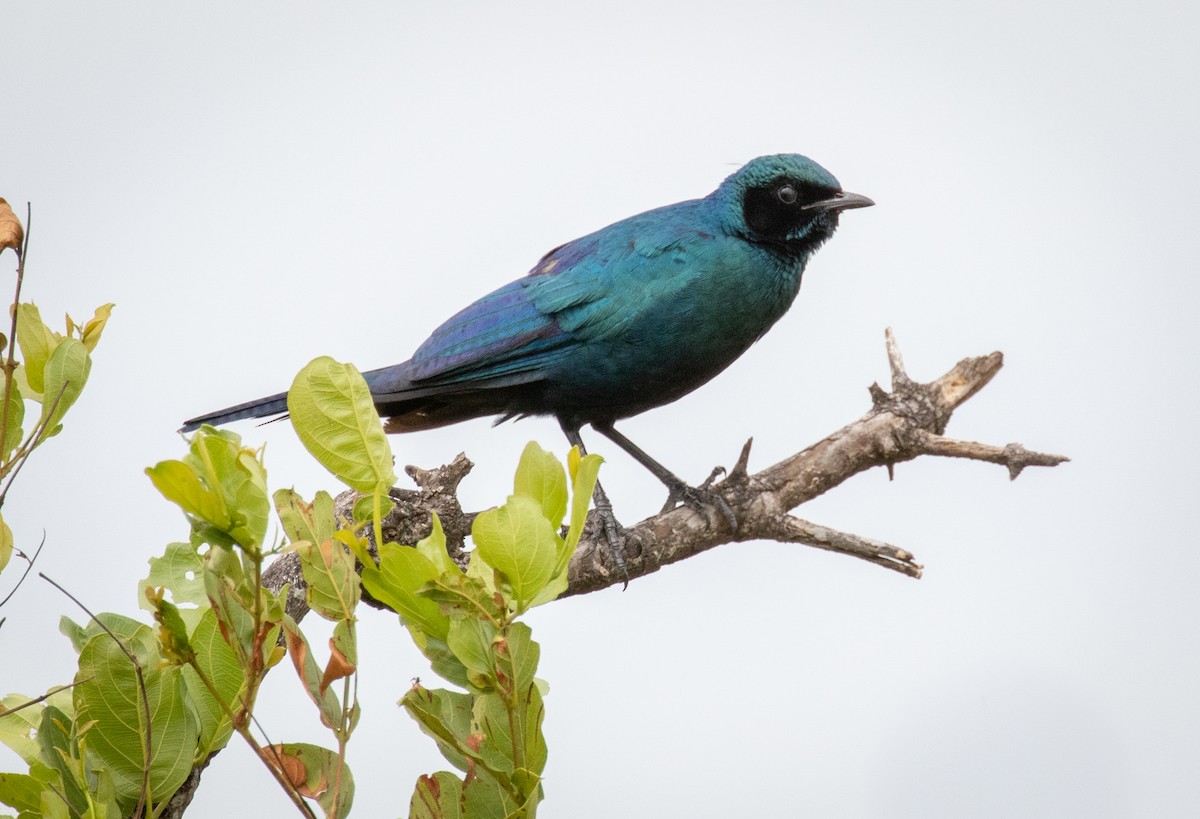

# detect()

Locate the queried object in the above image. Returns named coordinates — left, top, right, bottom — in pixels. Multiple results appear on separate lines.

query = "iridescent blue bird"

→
left=182, top=154, right=872, bottom=562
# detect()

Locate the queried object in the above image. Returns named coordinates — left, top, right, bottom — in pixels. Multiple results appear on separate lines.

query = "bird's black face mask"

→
left=742, top=178, right=873, bottom=257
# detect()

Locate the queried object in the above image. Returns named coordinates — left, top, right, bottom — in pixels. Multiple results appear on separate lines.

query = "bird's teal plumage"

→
left=182, top=153, right=871, bottom=446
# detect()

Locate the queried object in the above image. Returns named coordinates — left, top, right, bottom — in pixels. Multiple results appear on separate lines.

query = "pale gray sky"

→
left=2, top=1, right=1198, bottom=816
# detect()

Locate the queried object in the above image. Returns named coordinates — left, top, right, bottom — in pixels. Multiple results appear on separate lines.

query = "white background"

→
left=2, top=2, right=1197, bottom=816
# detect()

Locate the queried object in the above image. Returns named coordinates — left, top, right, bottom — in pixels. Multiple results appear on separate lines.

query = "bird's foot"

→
left=587, top=500, right=630, bottom=589
left=659, top=473, right=738, bottom=534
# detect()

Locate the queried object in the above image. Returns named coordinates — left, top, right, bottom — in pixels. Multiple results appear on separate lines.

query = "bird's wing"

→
left=401, top=275, right=575, bottom=387
left=401, top=200, right=722, bottom=387
left=525, top=231, right=714, bottom=341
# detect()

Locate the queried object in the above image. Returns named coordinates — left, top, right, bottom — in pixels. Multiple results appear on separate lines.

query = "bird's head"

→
left=717, top=154, right=873, bottom=259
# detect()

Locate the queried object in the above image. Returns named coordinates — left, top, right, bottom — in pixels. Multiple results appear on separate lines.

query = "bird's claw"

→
left=591, top=506, right=630, bottom=588
left=700, top=465, right=726, bottom=491
left=660, top=480, right=738, bottom=534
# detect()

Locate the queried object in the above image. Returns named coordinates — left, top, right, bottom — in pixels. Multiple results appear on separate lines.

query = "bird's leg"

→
left=560, top=423, right=629, bottom=584
left=592, top=422, right=738, bottom=533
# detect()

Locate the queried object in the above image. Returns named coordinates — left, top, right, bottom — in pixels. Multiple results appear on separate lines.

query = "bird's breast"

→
left=539, top=248, right=804, bottom=422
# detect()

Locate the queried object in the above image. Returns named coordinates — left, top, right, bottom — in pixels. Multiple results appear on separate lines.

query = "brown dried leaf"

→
left=261, top=744, right=307, bottom=788
left=319, top=640, right=356, bottom=696
left=0, top=199, right=22, bottom=255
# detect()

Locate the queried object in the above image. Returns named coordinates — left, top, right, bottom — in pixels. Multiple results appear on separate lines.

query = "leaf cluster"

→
left=1, top=354, right=598, bottom=819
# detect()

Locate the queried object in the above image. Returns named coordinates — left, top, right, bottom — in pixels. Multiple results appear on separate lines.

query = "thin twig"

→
left=247, top=710, right=319, bottom=819
left=0, top=679, right=91, bottom=719
left=762, top=514, right=923, bottom=578
left=184, top=657, right=317, bottom=819
left=917, top=432, right=1071, bottom=479
left=0, top=530, right=46, bottom=609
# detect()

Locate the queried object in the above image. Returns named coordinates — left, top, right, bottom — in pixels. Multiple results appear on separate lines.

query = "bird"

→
left=182, top=154, right=872, bottom=569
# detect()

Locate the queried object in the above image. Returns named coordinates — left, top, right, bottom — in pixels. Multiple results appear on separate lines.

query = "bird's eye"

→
left=777, top=185, right=798, bottom=205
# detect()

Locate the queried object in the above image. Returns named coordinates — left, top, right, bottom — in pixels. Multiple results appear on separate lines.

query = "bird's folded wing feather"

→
left=400, top=202, right=722, bottom=388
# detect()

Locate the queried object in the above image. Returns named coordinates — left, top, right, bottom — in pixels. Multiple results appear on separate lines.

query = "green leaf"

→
left=296, top=539, right=360, bottom=621
left=410, top=771, right=465, bottom=819
left=78, top=303, right=114, bottom=352
left=333, top=526, right=374, bottom=569
left=184, top=609, right=244, bottom=757
left=148, top=428, right=271, bottom=549
left=146, top=459, right=230, bottom=530
left=0, top=689, right=71, bottom=766
left=58, top=616, right=89, bottom=654
left=418, top=572, right=502, bottom=624
left=189, top=430, right=269, bottom=548
left=287, top=356, right=396, bottom=493
left=415, top=514, right=459, bottom=576
left=264, top=742, right=354, bottom=819
left=522, top=685, right=549, bottom=780
left=494, top=622, right=540, bottom=697
left=463, top=772, right=521, bottom=819
left=37, top=337, right=90, bottom=439
left=566, top=451, right=602, bottom=553
left=60, top=612, right=147, bottom=654
left=405, top=628, right=470, bottom=690
left=140, top=541, right=207, bottom=610
left=13, top=303, right=54, bottom=396
left=0, top=772, right=43, bottom=813
left=37, top=705, right=88, bottom=816
left=361, top=543, right=449, bottom=640
left=0, top=514, right=10, bottom=575
left=529, top=450, right=602, bottom=608
left=150, top=594, right=193, bottom=662
left=402, top=685, right=512, bottom=780
left=446, top=619, right=497, bottom=692
left=204, top=550, right=258, bottom=664
left=474, top=686, right=546, bottom=800
left=274, top=489, right=335, bottom=547
left=472, top=495, right=558, bottom=610
left=89, top=763, right=124, bottom=819
left=464, top=549, right=498, bottom=597
left=350, top=491, right=394, bottom=527
left=512, top=441, right=567, bottom=529
left=470, top=693, right=519, bottom=778
left=0, top=380, right=23, bottom=461
left=73, top=628, right=199, bottom=803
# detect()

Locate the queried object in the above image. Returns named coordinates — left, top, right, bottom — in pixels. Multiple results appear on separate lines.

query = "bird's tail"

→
left=179, top=363, right=418, bottom=434
left=179, top=362, right=526, bottom=435
left=179, top=392, right=289, bottom=433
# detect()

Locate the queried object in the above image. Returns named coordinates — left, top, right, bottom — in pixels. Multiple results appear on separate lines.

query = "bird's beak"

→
left=802, top=191, right=875, bottom=212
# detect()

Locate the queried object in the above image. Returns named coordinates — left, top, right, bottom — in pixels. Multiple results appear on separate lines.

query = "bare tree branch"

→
left=261, top=329, right=1066, bottom=608
left=559, top=329, right=1065, bottom=594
